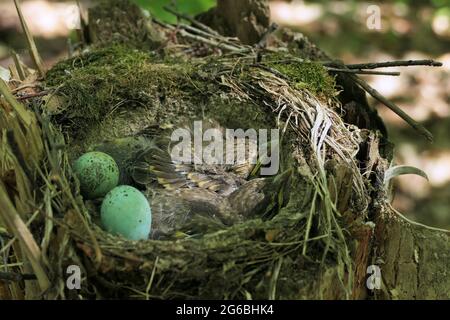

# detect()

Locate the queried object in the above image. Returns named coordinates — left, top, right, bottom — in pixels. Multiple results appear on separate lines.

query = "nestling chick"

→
left=129, top=119, right=291, bottom=239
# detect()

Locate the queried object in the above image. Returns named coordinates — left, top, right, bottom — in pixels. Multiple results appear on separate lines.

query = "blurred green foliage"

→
left=132, top=0, right=216, bottom=23
left=307, top=0, right=449, bottom=8
left=133, top=0, right=449, bottom=24
left=436, top=7, right=450, bottom=18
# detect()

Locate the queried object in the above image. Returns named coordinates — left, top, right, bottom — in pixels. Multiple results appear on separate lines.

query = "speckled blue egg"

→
left=73, top=151, right=119, bottom=199
left=100, top=185, right=152, bottom=240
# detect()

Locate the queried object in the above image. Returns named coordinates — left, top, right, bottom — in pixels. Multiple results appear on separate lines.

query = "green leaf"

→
left=132, top=0, right=216, bottom=23
left=384, top=165, right=429, bottom=185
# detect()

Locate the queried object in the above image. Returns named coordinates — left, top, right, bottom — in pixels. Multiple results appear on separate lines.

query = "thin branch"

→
left=163, top=5, right=220, bottom=36
left=325, top=60, right=434, bottom=141
left=178, top=29, right=244, bottom=52
left=252, top=64, right=289, bottom=80
left=17, top=91, right=49, bottom=101
left=344, top=59, right=442, bottom=70
left=11, top=83, right=42, bottom=93
left=157, top=21, right=249, bottom=53
left=161, top=5, right=251, bottom=55
left=0, top=272, right=37, bottom=282
left=178, top=23, right=240, bottom=49
left=351, top=74, right=433, bottom=141
left=327, top=68, right=400, bottom=76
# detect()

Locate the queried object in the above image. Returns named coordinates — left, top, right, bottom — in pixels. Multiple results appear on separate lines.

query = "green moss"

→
left=265, top=53, right=337, bottom=98
left=45, top=45, right=203, bottom=139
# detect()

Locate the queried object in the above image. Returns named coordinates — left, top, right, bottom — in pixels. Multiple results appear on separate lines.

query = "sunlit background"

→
left=0, top=0, right=449, bottom=228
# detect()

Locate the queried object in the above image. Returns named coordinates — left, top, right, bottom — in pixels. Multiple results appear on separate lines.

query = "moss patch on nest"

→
left=45, top=45, right=204, bottom=139
left=264, top=53, right=337, bottom=99
left=46, top=45, right=197, bottom=117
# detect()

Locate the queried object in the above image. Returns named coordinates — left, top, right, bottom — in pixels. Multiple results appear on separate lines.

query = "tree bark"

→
left=375, top=215, right=450, bottom=299
left=197, top=0, right=270, bottom=45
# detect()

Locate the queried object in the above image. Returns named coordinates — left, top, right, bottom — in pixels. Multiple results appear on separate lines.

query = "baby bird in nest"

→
left=130, top=119, right=292, bottom=239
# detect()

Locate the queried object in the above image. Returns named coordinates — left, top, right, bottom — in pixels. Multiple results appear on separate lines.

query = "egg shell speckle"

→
left=101, top=185, right=152, bottom=240
left=73, top=151, right=119, bottom=199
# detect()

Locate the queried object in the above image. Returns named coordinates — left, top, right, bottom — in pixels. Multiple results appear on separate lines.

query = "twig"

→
left=343, top=59, right=442, bottom=70
left=161, top=5, right=251, bottom=55
left=325, top=61, right=433, bottom=141
left=17, top=91, right=49, bottom=101
left=351, top=74, right=433, bottom=141
left=11, top=83, right=41, bottom=93
left=159, top=17, right=243, bottom=53
left=263, top=58, right=306, bottom=64
left=178, top=29, right=244, bottom=52
left=252, top=64, right=289, bottom=80
left=326, top=68, right=400, bottom=76
left=158, top=21, right=249, bottom=53
left=163, top=5, right=220, bottom=36
left=0, top=271, right=37, bottom=282
left=178, top=24, right=241, bottom=50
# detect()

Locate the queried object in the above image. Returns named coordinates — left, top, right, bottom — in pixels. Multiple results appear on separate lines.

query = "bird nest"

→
left=0, top=2, right=381, bottom=300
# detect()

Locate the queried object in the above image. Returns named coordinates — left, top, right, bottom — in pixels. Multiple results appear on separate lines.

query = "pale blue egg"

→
left=73, top=151, right=119, bottom=199
left=101, top=185, right=152, bottom=240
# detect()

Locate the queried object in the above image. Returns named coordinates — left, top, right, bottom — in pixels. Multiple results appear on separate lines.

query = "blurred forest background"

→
left=0, top=0, right=449, bottom=229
